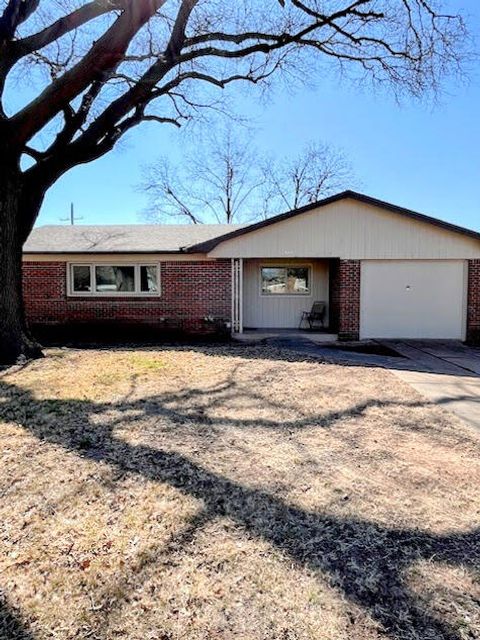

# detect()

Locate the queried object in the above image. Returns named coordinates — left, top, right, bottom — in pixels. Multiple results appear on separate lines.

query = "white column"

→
left=231, top=258, right=236, bottom=333
left=238, top=258, right=244, bottom=334
left=230, top=258, right=244, bottom=334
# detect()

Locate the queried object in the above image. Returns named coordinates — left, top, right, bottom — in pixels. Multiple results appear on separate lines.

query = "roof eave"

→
left=23, top=249, right=187, bottom=255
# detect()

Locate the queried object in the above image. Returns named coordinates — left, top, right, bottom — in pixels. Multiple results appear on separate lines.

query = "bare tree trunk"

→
left=0, top=167, right=43, bottom=364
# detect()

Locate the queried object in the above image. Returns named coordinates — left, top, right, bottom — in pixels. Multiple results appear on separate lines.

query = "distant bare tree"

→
left=142, top=128, right=261, bottom=224
left=262, top=142, right=354, bottom=215
left=143, top=135, right=354, bottom=223
left=0, top=0, right=468, bottom=362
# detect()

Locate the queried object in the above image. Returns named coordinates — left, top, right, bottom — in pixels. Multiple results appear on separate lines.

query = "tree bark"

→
left=0, top=167, right=43, bottom=364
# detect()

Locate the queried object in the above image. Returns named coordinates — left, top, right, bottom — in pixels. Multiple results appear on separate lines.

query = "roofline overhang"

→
left=186, top=190, right=480, bottom=253
left=22, top=249, right=188, bottom=255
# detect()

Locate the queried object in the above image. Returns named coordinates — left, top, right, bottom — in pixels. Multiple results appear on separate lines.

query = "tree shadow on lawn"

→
left=0, top=378, right=479, bottom=640
left=0, top=595, right=35, bottom=640
left=33, top=339, right=480, bottom=379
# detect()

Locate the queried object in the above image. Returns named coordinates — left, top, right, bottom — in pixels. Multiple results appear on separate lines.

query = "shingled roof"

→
left=24, top=223, right=244, bottom=254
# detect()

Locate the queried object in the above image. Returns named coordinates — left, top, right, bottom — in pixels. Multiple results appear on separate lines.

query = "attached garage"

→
left=360, top=260, right=467, bottom=340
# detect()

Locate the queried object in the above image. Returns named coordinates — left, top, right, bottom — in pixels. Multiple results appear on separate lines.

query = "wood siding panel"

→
left=209, top=200, right=480, bottom=260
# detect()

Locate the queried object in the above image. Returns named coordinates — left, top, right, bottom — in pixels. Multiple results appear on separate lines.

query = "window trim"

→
left=259, top=264, right=312, bottom=297
left=67, top=262, right=161, bottom=297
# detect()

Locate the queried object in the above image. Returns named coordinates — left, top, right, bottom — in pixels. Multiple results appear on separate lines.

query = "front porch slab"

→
left=232, top=329, right=338, bottom=344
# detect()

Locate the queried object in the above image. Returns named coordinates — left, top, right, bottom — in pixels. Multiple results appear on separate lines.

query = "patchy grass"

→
left=0, top=345, right=479, bottom=640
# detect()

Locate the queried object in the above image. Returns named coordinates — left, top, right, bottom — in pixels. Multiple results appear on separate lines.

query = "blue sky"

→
left=36, top=2, right=480, bottom=231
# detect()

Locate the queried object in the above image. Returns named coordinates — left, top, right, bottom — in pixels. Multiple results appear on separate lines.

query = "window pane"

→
left=261, top=267, right=309, bottom=294
left=140, top=265, right=158, bottom=292
left=261, top=268, right=287, bottom=294
left=95, top=266, right=135, bottom=292
left=72, top=265, right=91, bottom=292
left=287, top=267, right=309, bottom=293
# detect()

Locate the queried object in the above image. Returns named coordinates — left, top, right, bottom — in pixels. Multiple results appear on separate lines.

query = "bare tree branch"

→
left=0, top=0, right=469, bottom=213
left=141, top=126, right=261, bottom=224
left=0, top=0, right=39, bottom=44
left=7, top=0, right=167, bottom=147
left=10, top=1, right=130, bottom=59
left=141, top=129, right=356, bottom=224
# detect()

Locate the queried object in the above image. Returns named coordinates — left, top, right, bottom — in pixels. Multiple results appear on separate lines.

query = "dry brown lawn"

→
left=0, top=345, right=479, bottom=640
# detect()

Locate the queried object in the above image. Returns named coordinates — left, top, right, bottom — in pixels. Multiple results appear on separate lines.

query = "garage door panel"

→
left=360, top=261, right=466, bottom=339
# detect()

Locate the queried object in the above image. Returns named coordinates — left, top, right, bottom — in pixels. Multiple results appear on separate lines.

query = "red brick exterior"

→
left=467, top=259, right=480, bottom=345
left=329, top=259, right=361, bottom=341
left=23, top=260, right=232, bottom=334
left=23, top=257, right=365, bottom=340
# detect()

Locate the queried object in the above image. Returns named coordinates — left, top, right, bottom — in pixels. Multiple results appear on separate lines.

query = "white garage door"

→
left=360, top=260, right=467, bottom=340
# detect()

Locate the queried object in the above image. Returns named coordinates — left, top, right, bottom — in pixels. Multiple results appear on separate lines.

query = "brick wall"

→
left=23, top=260, right=232, bottom=334
left=329, top=259, right=361, bottom=341
left=467, top=259, right=480, bottom=344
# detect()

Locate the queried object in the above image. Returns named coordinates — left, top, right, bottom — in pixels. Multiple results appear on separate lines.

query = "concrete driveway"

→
left=260, top=335, right=480, bottom=432
left=383, top=340, right=480, bottom=432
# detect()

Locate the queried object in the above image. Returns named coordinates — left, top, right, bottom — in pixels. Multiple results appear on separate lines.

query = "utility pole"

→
left=60, top=202, right=83, bottom=225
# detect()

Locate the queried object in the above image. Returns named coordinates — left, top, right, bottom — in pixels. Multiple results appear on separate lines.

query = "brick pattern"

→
left=467, top=259, right=480, bottom=344
left=23, top=260, right=232, bottom=333
left=329, top=259, right=361, bottom=341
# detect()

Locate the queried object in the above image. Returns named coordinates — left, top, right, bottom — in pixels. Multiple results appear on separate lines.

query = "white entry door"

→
left=360, top=260, right=467, bottom=340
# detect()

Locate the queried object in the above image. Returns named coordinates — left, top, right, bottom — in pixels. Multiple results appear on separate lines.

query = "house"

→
left=22, top=190, right=480, bottom=343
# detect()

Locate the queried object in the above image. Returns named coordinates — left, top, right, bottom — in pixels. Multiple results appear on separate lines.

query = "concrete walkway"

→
left=383, top=341, right=480, bottom=432
left=233, top=329, right=338, bottom=344
left=391, top=367, right=480, bottom=430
